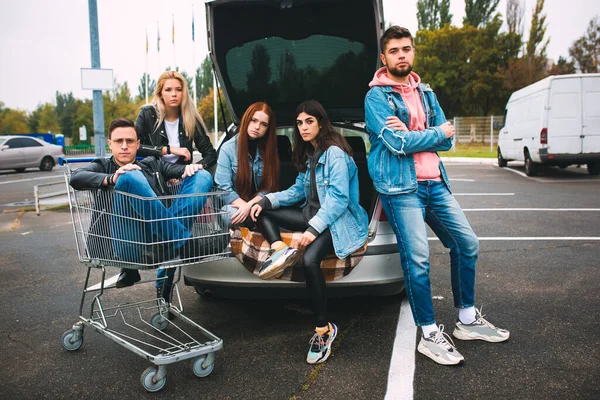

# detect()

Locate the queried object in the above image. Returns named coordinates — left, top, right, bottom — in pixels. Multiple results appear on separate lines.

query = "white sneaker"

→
left=417, top=325, right=464, bottom=365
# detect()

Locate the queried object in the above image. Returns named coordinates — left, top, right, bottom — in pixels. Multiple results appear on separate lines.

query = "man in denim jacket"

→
left=364, top=26, right=509, bottom=366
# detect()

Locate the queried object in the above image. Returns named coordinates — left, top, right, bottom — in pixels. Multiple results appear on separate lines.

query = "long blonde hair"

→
left=150, top=70, right=207, bottom=139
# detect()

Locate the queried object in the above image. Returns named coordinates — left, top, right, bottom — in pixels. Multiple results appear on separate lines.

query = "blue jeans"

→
left=380, top=180, right=478, bottom=326
left=110, top=169, right=213, bottom=271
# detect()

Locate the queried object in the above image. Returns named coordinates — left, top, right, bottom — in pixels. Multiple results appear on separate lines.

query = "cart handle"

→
left=59, top=156, right=144, bottom=166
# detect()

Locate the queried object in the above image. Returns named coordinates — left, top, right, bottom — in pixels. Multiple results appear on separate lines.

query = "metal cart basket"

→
left=59, top=159, right=230, bottom=392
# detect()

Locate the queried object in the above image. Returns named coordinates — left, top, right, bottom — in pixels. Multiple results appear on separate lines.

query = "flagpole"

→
left=192, top=5, right=197, bottom=106
left=145, top=28, right=149, bottom=104
left=172, top=13, right=176, bottom=70
left=157, top=21, right=161, bottom=74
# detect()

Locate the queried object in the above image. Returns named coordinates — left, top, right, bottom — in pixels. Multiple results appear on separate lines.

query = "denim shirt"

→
left=364, top=83, right=454, bottom=194
left=265, top=146, right=368, bottom=259
left=215, top=134, right=265, bottom=204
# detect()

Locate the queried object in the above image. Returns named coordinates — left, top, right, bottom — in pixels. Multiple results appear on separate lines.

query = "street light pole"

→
left=88, top=0, right=105, bottom=157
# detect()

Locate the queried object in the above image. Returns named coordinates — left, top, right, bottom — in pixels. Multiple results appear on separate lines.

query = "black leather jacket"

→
left=135, top=105, right=217, bottom=170
left=69, top=156, right=186, bottom=197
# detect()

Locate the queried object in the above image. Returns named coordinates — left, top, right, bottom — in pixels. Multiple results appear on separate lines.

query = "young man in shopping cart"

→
left=69, top=117, right=215, bottom=290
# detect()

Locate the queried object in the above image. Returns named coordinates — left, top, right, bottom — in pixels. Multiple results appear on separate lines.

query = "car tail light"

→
left=540, top=128, right=548, bottom=144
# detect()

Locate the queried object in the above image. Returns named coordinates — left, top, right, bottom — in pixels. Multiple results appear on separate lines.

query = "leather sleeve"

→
left=135, top=107, right=163, bottom=158
left=69, top=159, right=112, bottom=190
left=193, top=122, right=217, bottom=169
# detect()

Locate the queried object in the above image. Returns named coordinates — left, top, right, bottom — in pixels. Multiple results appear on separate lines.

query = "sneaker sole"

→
left=417, top=340, right=464, bottom=365
left=452, top=328, right=510, bottom=343
left=307, top=324, right=338, bottom=365
left=258, top=250, right=301, bottom=280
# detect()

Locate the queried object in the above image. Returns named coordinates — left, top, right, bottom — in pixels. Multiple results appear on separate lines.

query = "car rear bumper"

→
left=539, top=149, right=600, bottom=165
left=183, top=252, right=403, bottom=299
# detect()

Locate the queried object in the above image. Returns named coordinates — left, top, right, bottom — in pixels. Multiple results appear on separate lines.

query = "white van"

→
left=498, top=74, right=600, bottom=176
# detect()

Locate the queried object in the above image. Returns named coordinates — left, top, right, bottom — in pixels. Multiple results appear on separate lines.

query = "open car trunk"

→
left=206, top=0, right=384, bottom=125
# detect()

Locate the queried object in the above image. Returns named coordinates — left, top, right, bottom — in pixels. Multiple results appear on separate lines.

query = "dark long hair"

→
left=236, top=102, right=279, bottom=201
left=292, top=100, right=352, bottom=171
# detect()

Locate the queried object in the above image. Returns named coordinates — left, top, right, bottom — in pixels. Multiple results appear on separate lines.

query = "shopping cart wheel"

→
left=61, top=329, right=83, bottom=351
left=151, top=312, right=169, bottom=331
left=191, top=353, right=215, bottom=378
left=141, top=366, right=167, bottom=392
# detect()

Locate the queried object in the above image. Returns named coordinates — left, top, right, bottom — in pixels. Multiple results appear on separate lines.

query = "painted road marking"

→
left=454, top=193, right=515, bottom=196
left=0, top=175, right=63, bottom=185
left=463, top=208, right=600, bottom=212
left=385, top=298, right=415, bottom=400
left=449, top=178, right=475, bottom=182
left=429, top=237, right=600, bottom=241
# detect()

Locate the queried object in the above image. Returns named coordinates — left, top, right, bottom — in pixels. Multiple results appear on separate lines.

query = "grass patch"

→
left=440, top=143, right=496, bottom=158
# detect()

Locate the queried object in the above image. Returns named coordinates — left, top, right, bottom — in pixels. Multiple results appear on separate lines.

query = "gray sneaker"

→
left=258, top=246, right=301, bottom=280
left=452, top=307, right=510, bottom=343
left=417, top=325, right=464, bottom=365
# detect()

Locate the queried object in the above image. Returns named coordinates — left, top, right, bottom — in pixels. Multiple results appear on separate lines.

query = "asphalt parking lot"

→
left=1, top=161, right=599, bottom=399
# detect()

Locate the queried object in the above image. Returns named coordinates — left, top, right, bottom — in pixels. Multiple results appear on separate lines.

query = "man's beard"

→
left=387, top=64, right=412, bottom=78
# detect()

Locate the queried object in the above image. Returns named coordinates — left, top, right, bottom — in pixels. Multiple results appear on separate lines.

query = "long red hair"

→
left=236, top=102, right=279, bottom=201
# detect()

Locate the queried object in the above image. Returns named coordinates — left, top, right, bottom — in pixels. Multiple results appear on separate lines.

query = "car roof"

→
left=206, top=0, right=384, bottom=125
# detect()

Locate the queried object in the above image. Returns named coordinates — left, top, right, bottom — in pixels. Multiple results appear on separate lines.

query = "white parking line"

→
left=454, top=193, right=515, bottom=196
left=385, top=298, right=416, bottom=400
left=463, top=208, right=600, bottom=212
left=503, top=167, right=528, bottom=178
left=449, top=178, right=475, bottom=182
left=428, top=237, right=600, bottom=241
left=0, top=175, right=63, bottom=185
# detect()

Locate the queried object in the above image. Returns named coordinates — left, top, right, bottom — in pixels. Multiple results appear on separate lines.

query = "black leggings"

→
left=256, top=207, right=333, bottom=328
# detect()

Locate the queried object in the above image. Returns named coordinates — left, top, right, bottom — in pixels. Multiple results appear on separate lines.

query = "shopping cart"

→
left=59, top=158, right=230, bottom=392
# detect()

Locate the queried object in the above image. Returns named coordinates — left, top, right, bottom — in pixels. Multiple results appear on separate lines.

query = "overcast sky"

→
left=0, top=0, right=597, bottom=112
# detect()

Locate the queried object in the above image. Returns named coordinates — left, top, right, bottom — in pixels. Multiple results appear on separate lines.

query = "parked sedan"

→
left=0, top=135, right=63, bottom=172
left=183, top=0, right=403, bottom=298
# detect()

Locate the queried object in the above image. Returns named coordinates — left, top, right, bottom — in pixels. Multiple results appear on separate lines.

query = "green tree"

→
left=526, top=0, right=548, bottom=59
left=417, top=0, right=452, bottom=31
left=137, top=73, right=156, bottom=102
left=416, top=17, right=518, bottom=116
left=463, top=0, right=500, bottom=28
left=28, top=103, right=43, bottom=132
left=56, top=91, right=77, bottom=137
left=198, top=88, right=231, bottom=132
left=0, top=108, right=29, bottom=134
left=569, top=16, right=599, bottom=73
left=548, top=56, right=576, bottom=75
left=196, top=56, right=214, bottom=100
left=103, top=81, right=139, bottom=130
left=72, top=99, right=94, bottom=145
left=37, top=103, right=61, bottom=133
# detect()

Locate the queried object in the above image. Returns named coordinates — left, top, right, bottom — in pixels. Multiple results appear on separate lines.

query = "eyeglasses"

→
left=111, top=138, right=138, bottom=146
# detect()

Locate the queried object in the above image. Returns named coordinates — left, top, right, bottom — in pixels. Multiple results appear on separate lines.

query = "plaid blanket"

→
left=230, top=227, right=368, bottom=282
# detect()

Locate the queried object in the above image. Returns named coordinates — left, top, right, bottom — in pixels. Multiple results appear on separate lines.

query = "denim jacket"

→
left=364, top=83, right=454, bottom=194
left=215, top=134, right=265, bottom=204
left=265, top=146, right=368, bottom=259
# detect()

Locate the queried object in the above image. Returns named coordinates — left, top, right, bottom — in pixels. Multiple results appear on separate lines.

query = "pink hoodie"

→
left=369, top=68, right=441, bottom=181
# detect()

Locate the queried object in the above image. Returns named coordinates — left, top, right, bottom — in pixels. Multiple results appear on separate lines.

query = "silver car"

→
left=0, top=135, right=63, bottom=172
left=184, top=0, right=402, bottom=298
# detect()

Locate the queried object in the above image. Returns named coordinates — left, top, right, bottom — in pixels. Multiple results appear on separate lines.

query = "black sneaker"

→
left=115, top=268, right=141, bottom=288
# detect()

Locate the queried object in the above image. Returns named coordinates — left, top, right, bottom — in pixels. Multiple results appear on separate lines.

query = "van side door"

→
left=581, top=76, right=600, bottom=154
left=547, top=78, right=582, bottom=155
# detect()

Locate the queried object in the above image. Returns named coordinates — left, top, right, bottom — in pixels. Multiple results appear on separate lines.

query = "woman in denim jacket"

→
left=250, top=100, right=368, bottom=365
left=214, top=102, right=280, bottom=227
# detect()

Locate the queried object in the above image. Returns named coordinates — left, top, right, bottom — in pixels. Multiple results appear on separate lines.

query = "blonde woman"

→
left=135, top=70, right=217, bottom=304
left=135, top=70, right=217, bottom=171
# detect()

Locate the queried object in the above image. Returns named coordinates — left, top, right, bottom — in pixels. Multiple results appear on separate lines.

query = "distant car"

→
left=183, top=0, right=404, bottom=299
left=0, top=135, right=63, bottom=172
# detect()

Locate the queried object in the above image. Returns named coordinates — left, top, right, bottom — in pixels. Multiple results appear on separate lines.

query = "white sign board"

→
left=81, top=68, right=114, bottom=90
left=79, top=125, right=87, bottom=141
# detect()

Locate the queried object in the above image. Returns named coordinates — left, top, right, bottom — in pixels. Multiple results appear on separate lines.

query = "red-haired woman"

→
left=215, top=102, right=280, bottom=227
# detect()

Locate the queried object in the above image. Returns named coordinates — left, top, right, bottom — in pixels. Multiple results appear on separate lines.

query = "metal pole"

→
left=490, top=115, right=494, bottom=152
left=453, top=117, right=457, bottom=152
left=213, top=72, right=218, bottom=144
left=88, top=0, right=105, bottom=157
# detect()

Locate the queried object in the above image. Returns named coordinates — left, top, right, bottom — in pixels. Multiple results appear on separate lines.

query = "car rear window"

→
left=225, top=35, right=370, bottom=109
